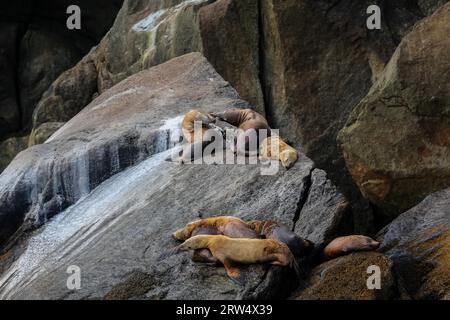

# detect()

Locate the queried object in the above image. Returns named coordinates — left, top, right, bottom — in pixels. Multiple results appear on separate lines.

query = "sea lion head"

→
left=341, top=235, right=380, bottom=252
left=173, top=221, right=203, bottom=241
left=280, top=150, right=298, bottom=169
left=172, top=227, right=190, bottom=241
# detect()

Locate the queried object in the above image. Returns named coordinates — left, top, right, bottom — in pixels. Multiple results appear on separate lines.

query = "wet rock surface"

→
left=0, top=53, right=349, bottom=300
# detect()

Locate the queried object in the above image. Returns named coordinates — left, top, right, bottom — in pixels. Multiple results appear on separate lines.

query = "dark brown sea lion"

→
left=213, top=108, right=271, bottom=156
left=247, top=220, right=313, bottom=257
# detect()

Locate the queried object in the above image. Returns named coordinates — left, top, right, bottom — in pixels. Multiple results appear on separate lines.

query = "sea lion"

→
left=321, top=235, right=380, bottom=261
left=162, top=235, right=298, bottom=284
left=213, top=109, right=271, bottom=156
left=181, top=109, right=217, bottom=144
left=177, top=109, right=225, bottom=163
left=173, top=216, right=259, bottom=265
left=247, top=220, right=313, bottom=257
left=190, top=226, right=221, bottom=264
left=172, top=216, right=258, bottom=241
left=259, top=135, right=298, bottom=169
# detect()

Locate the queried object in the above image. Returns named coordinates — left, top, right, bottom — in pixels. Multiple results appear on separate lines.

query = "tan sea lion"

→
left=177, top=109, right=224, bottom=163
left=172, top=216, right=258, bottom=241
left=321, top=235, right=380, bottom=261
left=247, top=220, right=313, bottom=257
left=213, top=108, right=271, bottom=156
left=161, top=235, right=298, bottom=284
left=181, top=109, right=217, bottom=143
left=173, top=216, right=259, bottom=265
left=259, top=135, right=298, bottom=169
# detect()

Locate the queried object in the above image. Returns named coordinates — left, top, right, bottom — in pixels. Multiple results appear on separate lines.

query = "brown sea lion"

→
left=321, top=235, right=380, bottom=261
left=173, top=216, right=259, bottom=266
left=213, top=108, right=271, bottom=156
left=177, top=109, right=224, bottom=163
left=247, top=220, right=313, bottom=257
left=172, top=216, right=258, bottom=241
left=162, top=235, right=298, bottom=284
left=190, top=226, right=221, bottom=264
left=259, top=136, right=298, bottom=169
left=181, top=109, right=217, bottom=144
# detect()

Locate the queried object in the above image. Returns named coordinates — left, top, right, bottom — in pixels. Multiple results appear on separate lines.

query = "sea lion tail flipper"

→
left=223, top=259, right=246, bottom=286
left=157, top=246, right=182, bottom=262
left=229, top=271, right=246, bottom=287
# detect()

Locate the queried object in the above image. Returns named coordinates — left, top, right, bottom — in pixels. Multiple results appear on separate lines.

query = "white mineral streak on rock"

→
left=0, top=116, right=184, bottom=298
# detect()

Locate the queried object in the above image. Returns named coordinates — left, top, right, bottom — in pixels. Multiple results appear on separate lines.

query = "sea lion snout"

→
left=366, top=239, right=380, bottom=250
left=172, top=228, right=190, bottom=241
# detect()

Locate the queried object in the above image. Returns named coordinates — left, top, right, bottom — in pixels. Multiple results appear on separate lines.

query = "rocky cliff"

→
left=0, top=0, right=448, bottom=300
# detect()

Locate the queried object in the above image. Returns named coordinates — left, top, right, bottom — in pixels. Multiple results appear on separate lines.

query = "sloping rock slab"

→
left=0, top=52, right=349, bottom=300
left=0, top=52, right=244, bottom=246
left=378, top=188, right=450, bottom=300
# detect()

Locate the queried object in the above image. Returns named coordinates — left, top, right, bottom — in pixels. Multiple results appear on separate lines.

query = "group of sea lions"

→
left=161, top=108, right=379, bottom=284
left=177, top=108, right=298, bottom=168
left=160, top=216, right=380, bottom=285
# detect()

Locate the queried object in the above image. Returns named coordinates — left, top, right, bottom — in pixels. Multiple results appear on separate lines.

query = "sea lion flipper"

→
left=192, top=249, right=219, bottom=265
left=223, top=259, right=246, bottom=286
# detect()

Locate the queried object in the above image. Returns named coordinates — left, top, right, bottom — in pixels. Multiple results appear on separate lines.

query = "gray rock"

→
left=295, top=169, right=352, bottom=246
left=0, top=53, right=350, bottom=300
left=0, top=136, right=29, bottom=173
left=18, top=26, right=84, bottom=130
left=0, top=23, right=22, bottom=140
left=378, top=188, right=450, bottom=300
left=338, top=4, right=450, bottom=216
left=418, top=0, right=449, bottom=15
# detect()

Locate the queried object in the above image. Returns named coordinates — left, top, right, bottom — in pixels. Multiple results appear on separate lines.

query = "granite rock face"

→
left=0, top=53, right=350, bottom=300
left=339, top=4, right=450, bottom=216
left=0, top=0, right=122, bottom=164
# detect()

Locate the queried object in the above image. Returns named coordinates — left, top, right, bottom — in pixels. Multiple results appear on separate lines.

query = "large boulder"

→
left=0, top=136, right=28, bottom=173
left=259, top=0, right=429, bottom=232
left=0, top=0, right=123, bottom=171
left=418, top=0, right=449, bottom=15
left=338, top=4, right=450, bottom=216
left=0, top=23, right=22, bottom=139
left=18, top=26, right=84, bottom=129
left=291, top=252, right=400, bottom=300
left=29, top=0, right=267, bottom=150
left=378, top=188, right=450, bottom=300
left=29, top=54, right=99, bottom=146
left=0, top=53, right=349, bottom=300
left=294, top=169, right=352, bottom=245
